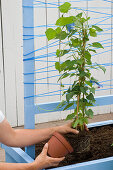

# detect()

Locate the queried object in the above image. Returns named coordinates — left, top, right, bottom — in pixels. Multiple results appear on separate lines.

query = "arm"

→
left=0, top=119, right=79, bottom=147
left=0, top=162, right=35, bottom=170
left=0, top=143, right=64, bottom=170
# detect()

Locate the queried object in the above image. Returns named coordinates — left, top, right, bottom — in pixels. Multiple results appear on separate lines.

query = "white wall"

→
left=0, top=0, right=112, bottom=127
left=0, top=0, right=24, bottom=127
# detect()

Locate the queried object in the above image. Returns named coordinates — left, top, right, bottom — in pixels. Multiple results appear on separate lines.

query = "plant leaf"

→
left=89, top=28, right=97, bottom=37
left=76, top=12, right=82, bottom=18
left=91, top=42, right=104, bottom=49
left=66, top=92, right=75, bottom=102
left=85, top=109, right=94, bottom=118
left=66, top=113, right=75, bottom=120
left=56, top=16, right=75, bottom=26
left=57, top=100, right=66, bottom=108
left=72, top=119, right=79, bottom=128
left=63, top=102, right=74, bottom=111
left=80, top=86, right=88, bottom=94
left=59, top=2, right=71, bottom=13
left=45, top=28, right=56, bottom=40
left=96, top=63, right=106, bottom=73
left=86, top=93, right=95, bottom=101
left=88, top=49, right=97, bottom=53
left=56, top=49, right=69, bottom=57
left=56, top=31, right=68, bottom=40
left=55, top=62, right=61, bottom=72
left=90, top=87, right=95, bottom=94
left=92, top=25, right=103, bottom=32
left=85, top=81, right=92, bottom=87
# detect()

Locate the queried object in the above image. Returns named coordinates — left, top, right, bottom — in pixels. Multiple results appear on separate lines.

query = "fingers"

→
left=70, top=128, right=79, bottom=134
left=41, top=143, right=48, bottom=155
left=51, top=157, right=65, bottom=162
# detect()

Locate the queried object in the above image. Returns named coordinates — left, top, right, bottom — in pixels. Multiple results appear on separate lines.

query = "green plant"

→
left=45, top=2, right=106, bottom=131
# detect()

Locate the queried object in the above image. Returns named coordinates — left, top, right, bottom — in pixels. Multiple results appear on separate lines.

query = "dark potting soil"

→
left=35, top=125, right=113, bottom=168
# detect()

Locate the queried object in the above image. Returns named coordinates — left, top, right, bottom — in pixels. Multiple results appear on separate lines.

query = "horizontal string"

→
left=24, top=62, right=113, bottom=75
left=24, top=87, right=113, bottom=99
left=23, top=37, right=113, bottom=58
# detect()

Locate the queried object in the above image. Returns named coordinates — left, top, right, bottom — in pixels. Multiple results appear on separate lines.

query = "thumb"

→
left=70, top=128, right=79, bottom=134
left=42, top=143, right=48, bottom=155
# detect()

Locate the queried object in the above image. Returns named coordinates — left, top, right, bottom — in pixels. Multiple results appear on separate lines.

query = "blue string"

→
left=23, top=37, right=113, bottom=59
left=23, top=0, right=113, bottom=99
left=24, top=87, right=113, bottom=99
left=103, top=0, right=113, bottom=3
left=23, top=40, right=59, bottom=57
left=23, top=62, right=113, bottom=75
left=34, top=74, right=60, bottom=81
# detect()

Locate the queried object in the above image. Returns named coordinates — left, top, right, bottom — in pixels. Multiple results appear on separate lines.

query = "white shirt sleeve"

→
left=0, top=110, right=5, bottom=123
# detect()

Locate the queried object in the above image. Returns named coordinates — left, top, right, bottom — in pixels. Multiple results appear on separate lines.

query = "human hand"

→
left=34, top=143, right=65, bottom=170
left=56, top=122, right=89, bottom=135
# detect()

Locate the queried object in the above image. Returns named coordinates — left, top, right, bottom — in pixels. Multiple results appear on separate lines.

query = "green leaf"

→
left=56, top=49, right=69, bottom=57
left=76, top=59, right=84, bottom=65
left=55, top=27, right=62, bottom=34
left=66, top=113, right=75, bottom=120
left=85, top=109, right=94, bottom=118
left=90, top=87, right=95, bottom=94
left=92, top=25, right=103, bottom=32
left=56, top=16, right=75, bottom=26
left=76, top=12, right=82, bottom=18
left=89, top=28, right=97, bottom=37
left=59, top=72, right=70, bottom=81
left=96, top=63, right=106, bottom=73
left=86, top=17, right=90, bottom=21
left=85, top=81, right=92, bottom=87
left=59, top=2, right=71, bottom=13
left=55, top=62, right=61, bottom=72
left=81, top=17, right=86, bottom=23
left=83, top=117, right=88, bottom=124
left=56, top=31, right=68, bottom=40
left=70, top=73, right=76, bottom=77
left=57, top=100, right=66, bottom=108
left=74, top=18, right=82, bottom=27
left=88, top=49, right=97, bottom=53
left=91, top=42, right=104, bottom=49
left=56, top=49, right=60, bottom=57
left=72, top=119, right=79, bottom=128
left=91, top=77, right=98, bottom=83
left=85, top=51, right=91, bottom=61
left=66, top=92, right=75, bottom=102
left=86, top=93, right=95, bottom=101
left=45, top=28, right=56, bottom=40
left=71, top=38, right=82, bottom=47
left=80, top=86, right=88, bottom=94
left=63, top=102, right=74, bottom=111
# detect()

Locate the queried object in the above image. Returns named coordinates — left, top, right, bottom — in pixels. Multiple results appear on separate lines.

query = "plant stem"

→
left=82, top=27, right=86, bottom=117
left=76, top=94, right=80, bottom=119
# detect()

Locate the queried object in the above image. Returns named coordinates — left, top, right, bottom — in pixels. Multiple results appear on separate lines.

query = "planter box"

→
left=2, top=120, right=113, bottom=170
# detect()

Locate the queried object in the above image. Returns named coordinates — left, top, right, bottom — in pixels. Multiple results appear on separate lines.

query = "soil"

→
left=35, top=124, right=113, bottom=168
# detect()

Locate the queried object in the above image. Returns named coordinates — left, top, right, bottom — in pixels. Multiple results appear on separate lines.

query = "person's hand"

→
left=33, top=143, right=65, bottom=170
left=56, top=122, right=89, bottom=135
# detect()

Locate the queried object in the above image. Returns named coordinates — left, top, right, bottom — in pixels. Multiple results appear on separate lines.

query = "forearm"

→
left=0, top=162, right=37, bottom=170
left=12, top=126, right=60, bottom=147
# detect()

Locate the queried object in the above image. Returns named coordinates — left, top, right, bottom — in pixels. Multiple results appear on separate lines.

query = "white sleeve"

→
left=0, top=110, right=5, bottom=123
